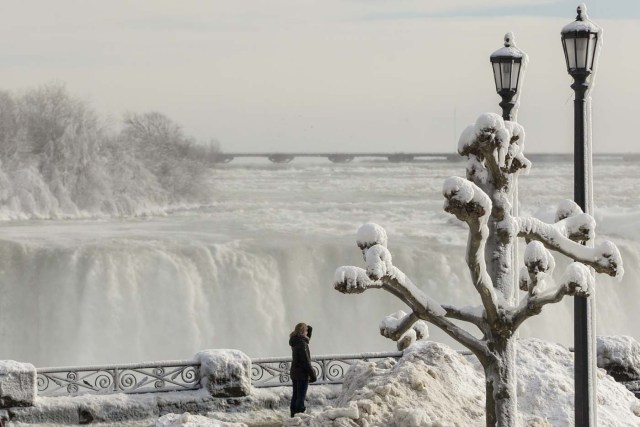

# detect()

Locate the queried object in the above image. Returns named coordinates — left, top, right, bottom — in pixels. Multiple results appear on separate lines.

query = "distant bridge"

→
left=213, top=152, right=458, bottom=163
left=213, top=152, right=640, bottom=164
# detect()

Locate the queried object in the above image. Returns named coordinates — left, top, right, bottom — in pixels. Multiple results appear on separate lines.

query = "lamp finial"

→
left=577, top=3, right=588, bottom=21
left=504, top=32, right=515, bottom=47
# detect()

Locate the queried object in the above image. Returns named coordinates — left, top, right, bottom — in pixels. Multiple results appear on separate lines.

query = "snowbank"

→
left=597, top=336, right=640, bottom=382
left=285, top=339, right=640, bottom=427
left=0, top=360, right=36, bottom=408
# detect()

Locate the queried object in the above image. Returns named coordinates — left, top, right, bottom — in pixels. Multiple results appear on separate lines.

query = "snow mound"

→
left=286, top=341, right=485, bottom=426
left=287, top=339, right=640, bottom=426
left=597, top=336, right=640, bottom=382
left=156, top=412, right=247, bottom=426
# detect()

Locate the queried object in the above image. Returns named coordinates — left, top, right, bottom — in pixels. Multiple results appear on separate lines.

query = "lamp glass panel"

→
left=576, top=36, right=588, bottom=69
left=492, top=63, right=502, bottom=91
left=510, top=62, right=521, bottom=91
left=500, top=62, right=512, bottom=91
left=564, top=38, right=577, bottom=70
left=587, top=33, right=597, bottom=71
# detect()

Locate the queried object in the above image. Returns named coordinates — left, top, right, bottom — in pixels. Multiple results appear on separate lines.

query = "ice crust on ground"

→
left=155, top=412, right=246, bottom=426
left=7, top=386, right=342, bottom=426
left=285, top=339, right=640, bottom=427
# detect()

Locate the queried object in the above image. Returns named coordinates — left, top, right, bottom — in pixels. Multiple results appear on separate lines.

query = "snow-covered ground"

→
left=7, top=337, right=640, bottom=426
left=283, top=339, right=640, bottom=427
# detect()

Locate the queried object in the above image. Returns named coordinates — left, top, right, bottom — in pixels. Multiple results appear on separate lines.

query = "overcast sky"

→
left=1, top=0, right=638, bottom=153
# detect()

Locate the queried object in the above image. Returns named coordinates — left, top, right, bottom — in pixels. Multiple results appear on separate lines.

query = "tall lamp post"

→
left=490, top=32, right=527, bottom=121
left=561, top=4, right=602, bottom=426
left=491, top=33, right=527, bottom=304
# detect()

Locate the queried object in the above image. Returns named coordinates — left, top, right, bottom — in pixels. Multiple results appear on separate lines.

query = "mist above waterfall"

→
left=1, top=156, right=639, bottom=367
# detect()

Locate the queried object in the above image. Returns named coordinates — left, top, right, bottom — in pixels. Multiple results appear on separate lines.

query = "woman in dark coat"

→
left=289, top=322, right=316, bottom=418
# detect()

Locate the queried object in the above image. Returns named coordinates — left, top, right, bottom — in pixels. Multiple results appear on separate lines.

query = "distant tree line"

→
left=0, top=83, right=221, bottom=219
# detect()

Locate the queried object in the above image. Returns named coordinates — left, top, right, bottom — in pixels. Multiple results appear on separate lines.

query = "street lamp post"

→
left=491, top=33, right=528, bottom=306
left=561, top=4, right=602, bottom=426
left=490, top=32, right=527, bottom=121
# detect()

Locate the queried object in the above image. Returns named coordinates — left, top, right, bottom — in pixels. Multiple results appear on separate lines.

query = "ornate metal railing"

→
left=37, top=360, right=200, bottom=397
left=37, top=350, right=451, bottom=396
left=251, top=351, right=403, bottom=388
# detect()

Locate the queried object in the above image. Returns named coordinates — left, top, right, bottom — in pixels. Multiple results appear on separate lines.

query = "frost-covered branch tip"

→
left=519, top=241, right=555, bottom=296
left=516, top=216, right=623, bottom=277
left=380, top=310, right=431, bottom=351
left=555, top=199, right=583, bottom=222
left=356, top=222, right=387, bottom=258
left=380, top=310, right=418, bottom=340
left=561, top=262, right=595, bottom=298
left=443, top=176, right=492, bottom=223
left=457, top=113, right=530, bottom=179
left=333, top=266, right=382, bottom=294
left=553, top=199, right=594, bottom=243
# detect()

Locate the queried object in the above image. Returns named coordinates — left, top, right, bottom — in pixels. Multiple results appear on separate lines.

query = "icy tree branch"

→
left=380, top=272, right=489, bottom=358
left=440, top=304, right=485, bottom=329
left=363, top=243, right=489, bottom=358
left=513, top=263, right=594, bottom=329
left=443, top=176, right=499, bottom=324
left=333, top=266, right=383, bottom=294
left=515, top=216, right=623, bottom=277
left=365, top=245, right=446, bottom=317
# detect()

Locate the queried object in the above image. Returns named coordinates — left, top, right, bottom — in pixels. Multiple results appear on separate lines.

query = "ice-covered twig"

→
left=523, top=201, right=593, bottom=244
left=513, top=263, right=594, bottom=329
left=443, top=177, right=499, bottom=323
left=379, top=310, right=419, bottom=341
left=516, top=216, right=623, bottom=277
left=520, top=241, right=555, bottom=296
left=555, top=213, right=595, bottom=243
left=333, top=266, right=383, bottom=294
left=380, top=311, right=430, bottom=350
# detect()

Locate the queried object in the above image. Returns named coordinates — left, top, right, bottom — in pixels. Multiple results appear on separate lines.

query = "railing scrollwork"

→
left=37, top=361, right=200, bottom=397
left=251, top=351, right=403, bottom=388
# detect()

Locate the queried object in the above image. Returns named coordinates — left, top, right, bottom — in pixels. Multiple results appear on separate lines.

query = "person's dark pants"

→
left=290, top=380, right=309, bottom=417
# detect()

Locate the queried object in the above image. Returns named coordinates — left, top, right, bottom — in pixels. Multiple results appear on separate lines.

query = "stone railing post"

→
left=195, top=349, right=251, bottom=397
left=0, top=361, right=36, bottom=408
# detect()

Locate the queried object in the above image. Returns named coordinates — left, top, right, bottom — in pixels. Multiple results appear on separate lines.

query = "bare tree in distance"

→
left=333, top=112, right=624, bottom=426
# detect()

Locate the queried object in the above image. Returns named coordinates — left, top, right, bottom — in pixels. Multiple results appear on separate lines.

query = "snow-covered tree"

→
left=333, top=113, right=624, bottom=426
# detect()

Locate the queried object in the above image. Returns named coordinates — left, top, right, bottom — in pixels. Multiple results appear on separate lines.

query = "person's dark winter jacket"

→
left=289, top=334, right=317, bottom=382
